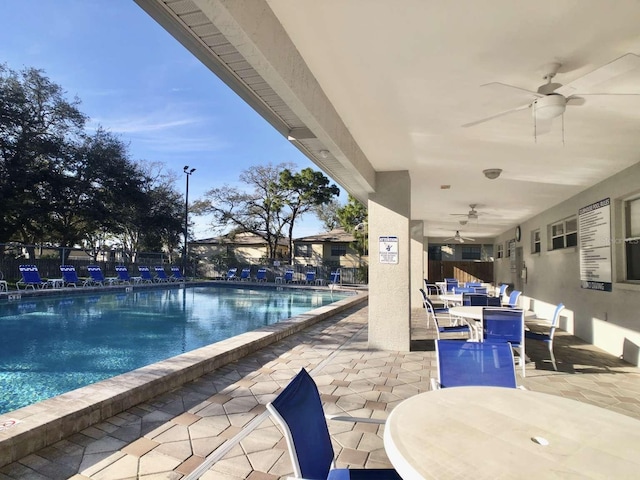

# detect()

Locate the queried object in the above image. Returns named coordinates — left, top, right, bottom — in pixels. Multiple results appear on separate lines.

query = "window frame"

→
left=549, top=217, right=578, bottom=250
left=625, top=196, right=640, bottom=281
left=295, top=244, right=312, bottom=258
left=531, top=229, right=541, bottom=254
left=330, top=244, right=347, bottom=257
left=496, top=243, right=504, bottom=259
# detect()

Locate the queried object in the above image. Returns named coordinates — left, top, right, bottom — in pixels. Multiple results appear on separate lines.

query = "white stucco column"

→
left=368, top=171, right=411, bottom=351
left=410, top=221, right=425, bottom=309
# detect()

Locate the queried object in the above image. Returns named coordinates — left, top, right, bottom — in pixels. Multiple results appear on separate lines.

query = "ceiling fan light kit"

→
left=483, top=168, right=502, bottom=180
left=532, top=94, right=566, bottom=119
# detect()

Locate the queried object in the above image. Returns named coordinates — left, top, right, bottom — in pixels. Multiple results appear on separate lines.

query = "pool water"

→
left=0, top=285, right=348, bottom=414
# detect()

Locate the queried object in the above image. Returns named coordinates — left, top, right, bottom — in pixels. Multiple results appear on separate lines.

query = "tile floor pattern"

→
left=2, top=303, right=640, bottom=479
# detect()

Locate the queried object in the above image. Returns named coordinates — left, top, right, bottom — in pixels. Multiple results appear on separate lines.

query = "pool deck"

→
left=2, top=298, right=640, bottom=479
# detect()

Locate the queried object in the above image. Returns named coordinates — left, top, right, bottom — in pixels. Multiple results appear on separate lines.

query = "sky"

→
left=0, top=0, right=340, bottom=238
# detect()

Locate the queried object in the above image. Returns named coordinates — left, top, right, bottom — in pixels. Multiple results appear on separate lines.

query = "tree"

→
left=193, top=163, right=339, bottom=262
left=0, top=64, right=86, bottom=246
left=314, top=198, right=342, bottom=231
left=337, top=194, right=368, bottom=262
left=192, top=163, right=291, bottom=259
left=279, top=167, right=340, bottom=263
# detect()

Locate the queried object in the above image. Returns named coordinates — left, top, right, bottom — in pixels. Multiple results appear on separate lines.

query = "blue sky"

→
left=0, top=0, right=338, bottom=238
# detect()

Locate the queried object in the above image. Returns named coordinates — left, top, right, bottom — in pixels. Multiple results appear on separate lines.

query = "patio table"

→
left=384, top=386, right=640, bottom=479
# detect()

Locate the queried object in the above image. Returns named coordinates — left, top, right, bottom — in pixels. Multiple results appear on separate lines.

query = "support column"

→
left=368, top=171, right=411, bottom=351
left=410, top=221, right=424, bottom=309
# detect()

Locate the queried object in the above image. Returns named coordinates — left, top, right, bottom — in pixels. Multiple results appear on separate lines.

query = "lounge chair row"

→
left=13, top=264, right=187, bottom=290
left=224, top=267, right=341, bottom=284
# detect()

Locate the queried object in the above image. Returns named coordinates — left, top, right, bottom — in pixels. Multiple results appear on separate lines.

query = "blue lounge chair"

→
left=226, top=268, right=238, bottom=281
left=115, top=265, right=141, bottom=284
left=86, top=265, right=117, bottom=286
left=283, top=269, right=294, bottom=283
left=305, top=271, right=316, bottom=284
left=138, top=266, right=155, bottom=283
left=170, top=266, right=186, bottom=282
left=154, top=266, right=170, bottom=282
left=240, top=267, right=251, bottom=281
left=17, top=265, right=48, bottom=290
left=267, top=368, right=401, bottom=480
left=431, top=339, right=518, bottom=389
left=255, top=268, right=267, bottom=282
left=525, top=303, right=565, bottom=371
left=60, top=265, right=88, bottom=287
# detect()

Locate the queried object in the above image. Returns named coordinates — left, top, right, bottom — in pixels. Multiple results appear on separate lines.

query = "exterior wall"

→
left=493, top=161, right=640, bottom=365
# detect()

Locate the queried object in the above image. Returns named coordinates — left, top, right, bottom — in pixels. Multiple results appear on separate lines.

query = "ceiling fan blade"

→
left=566, top=95, right=586, bottom=106
left=480, top=82, right=545, bottom=98
left=462, top=103, right=530, bottom=128
left=555, top=53, right=640, bottom=96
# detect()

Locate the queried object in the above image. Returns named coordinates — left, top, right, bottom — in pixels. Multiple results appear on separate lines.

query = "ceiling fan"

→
left=462, top=53, right=640, bottom=136
left=444, top=230, right=475, bottom=243
left=450, top=204, right=483, bottom=221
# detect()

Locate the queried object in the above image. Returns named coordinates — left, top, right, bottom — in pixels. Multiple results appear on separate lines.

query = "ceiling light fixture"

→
left=483, top=168, right=502, bottom=180
left=319, top=150, right=329, bottom=159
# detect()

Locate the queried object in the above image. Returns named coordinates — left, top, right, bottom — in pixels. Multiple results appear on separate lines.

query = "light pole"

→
left=183, top=166, right=196, bottom=276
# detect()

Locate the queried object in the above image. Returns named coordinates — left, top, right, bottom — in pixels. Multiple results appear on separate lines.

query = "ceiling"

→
left=135, top=0, right=640, bottom=241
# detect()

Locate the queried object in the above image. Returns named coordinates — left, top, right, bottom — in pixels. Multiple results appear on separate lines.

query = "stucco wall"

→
left=493, top=161, right=640, bottom=365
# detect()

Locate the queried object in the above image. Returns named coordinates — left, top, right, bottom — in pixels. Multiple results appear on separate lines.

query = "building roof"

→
left=295, top=228, right=355, bottom=243
left=192, top=232, right=289, bottom=247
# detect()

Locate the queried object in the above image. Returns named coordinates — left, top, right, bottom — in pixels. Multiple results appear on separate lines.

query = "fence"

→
left=427, top=260, right=494, bottom=284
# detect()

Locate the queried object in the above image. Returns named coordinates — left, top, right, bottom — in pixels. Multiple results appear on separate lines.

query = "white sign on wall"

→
left=379, top=236, right=398, bottom=264
left=579, top=198, right=612, bottom=292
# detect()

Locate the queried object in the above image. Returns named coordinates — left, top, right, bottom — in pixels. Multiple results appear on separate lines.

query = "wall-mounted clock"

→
left=515, top=226, right=522, bottom=242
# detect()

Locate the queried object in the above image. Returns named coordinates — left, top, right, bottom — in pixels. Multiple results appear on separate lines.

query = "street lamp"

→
left=183, top=166, right=196, bottom=276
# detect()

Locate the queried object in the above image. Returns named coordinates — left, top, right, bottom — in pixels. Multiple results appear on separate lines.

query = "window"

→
left=506, top=240, right=513, bottom=258
left=331, top=245, right=347, bottom=257
left=428, top=245, right=442, bottom=261
left=550, top=217, right=577, bottom=250
left=625, top=197, right=640, bottom=280
left=295, top=244, right=311, bottom=258
left=461, top=245, right=481, bottom=260
left=495, top=243, right=504, bottom=259
left=532, top=229, right=541, bottom=254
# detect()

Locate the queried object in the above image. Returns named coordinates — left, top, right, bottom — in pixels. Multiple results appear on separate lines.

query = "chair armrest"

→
left=430, top=378, right=441, bottom=390
left=325, top=414, right=386, bottom=425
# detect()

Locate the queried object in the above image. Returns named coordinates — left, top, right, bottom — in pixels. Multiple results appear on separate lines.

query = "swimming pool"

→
left=0, top=285, right=349, bottom=414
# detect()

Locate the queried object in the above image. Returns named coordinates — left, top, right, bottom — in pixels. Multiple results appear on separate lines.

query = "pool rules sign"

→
left=579, top=198, right=612, bottom=292
left=379, top=236, right=399, bottom=264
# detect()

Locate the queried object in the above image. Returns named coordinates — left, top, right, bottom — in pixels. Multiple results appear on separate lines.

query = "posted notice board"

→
left=379, top=236, right=398, bottom=264
left=579, top=198, right=612, bottom=292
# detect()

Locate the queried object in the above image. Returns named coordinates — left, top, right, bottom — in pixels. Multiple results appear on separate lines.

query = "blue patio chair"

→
left=115, top=265, right=141, bottom=284
left=17, top=265, right=48, bottom=290
left=465, top=282, right=482, bottom=288
left=154, top=266, right=170, bottom=282
left=525, top=303, right=565, bottom=371
left=483, top=307, right=525, bottom=377
left=487, top=296, right=502, bottom=306
left=473, top=287, right=488, bottom=294
left=267, top=368, right=402, bottom=480
left=463, top=293, right=488, bottom=306
left=421, top=289, right=471, bottom=338
left=444, top=278, right=458, bottom=292
left=255, top=268, right=267, bottom=282
left=452, top=286, right=475, bottom=294
left=86, top=265, right=117, bottom=286
left=240, top=267, right=251, bottom=281
left=498, top=284, right=509, bottom=298
left=431, top=339, right=518, bottom=389
left=305, top=271, right=316, bottom=284
left=60, top=265, right=88, bottom=287
left=138, top=266, right=155, bottom=283
left=284, top=269, right=294, bottom=283
left=169, top=266, right=186, bottom=282
left=226, top=267, right=238, bottom=281
left=503, top=290, right=522, bottom=308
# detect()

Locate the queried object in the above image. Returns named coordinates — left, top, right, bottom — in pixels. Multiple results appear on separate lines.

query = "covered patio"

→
left=2, top=301, right=639, bottom=479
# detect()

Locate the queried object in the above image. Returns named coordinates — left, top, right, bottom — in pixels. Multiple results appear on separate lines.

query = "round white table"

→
left=448, top=305, right=484, bottom=320
left=384, top=386, right=640, bottom=479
